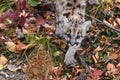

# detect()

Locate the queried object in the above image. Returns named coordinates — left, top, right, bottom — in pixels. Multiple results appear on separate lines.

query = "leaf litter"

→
left=0, top=0, right=120, bottom=80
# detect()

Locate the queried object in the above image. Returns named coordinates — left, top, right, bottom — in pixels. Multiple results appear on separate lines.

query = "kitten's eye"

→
left=66, top=30, right=71, bottom=39
left=67, top=33, right=71, bottom=39
left=76, top=32, right=81, bottom=39
left=76, top=35, right=80, bottom=39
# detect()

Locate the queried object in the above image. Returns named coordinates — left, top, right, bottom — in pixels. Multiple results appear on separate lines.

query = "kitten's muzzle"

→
left=67, top=41, right=79, bottom=46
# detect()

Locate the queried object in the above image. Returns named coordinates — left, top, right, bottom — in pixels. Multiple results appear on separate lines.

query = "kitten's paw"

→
left=64, top=56, right=76, bottom=65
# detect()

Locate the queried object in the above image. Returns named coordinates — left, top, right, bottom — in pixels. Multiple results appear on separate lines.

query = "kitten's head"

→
left=65, top=21, right=91, bottom=47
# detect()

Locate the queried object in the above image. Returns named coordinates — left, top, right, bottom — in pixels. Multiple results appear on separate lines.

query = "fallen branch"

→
left=85, top=14, right=120, bottom=33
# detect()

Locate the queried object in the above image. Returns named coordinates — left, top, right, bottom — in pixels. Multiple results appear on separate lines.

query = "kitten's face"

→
left=65, top=21, right=91, bottom=47
left=65, top=27, right=83, bottom=46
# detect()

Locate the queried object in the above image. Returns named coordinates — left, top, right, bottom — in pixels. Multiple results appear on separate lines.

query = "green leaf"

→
left=28, top=0, right=41, bottom=7
left=103, top=54, right=109, bottom=62
left=116, top=10, right=120, bottom=15
left=93, top=43, right=100, bottom=48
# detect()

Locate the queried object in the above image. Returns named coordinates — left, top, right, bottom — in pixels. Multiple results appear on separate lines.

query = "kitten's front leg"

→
left=64, top=46, right=78, bottom=65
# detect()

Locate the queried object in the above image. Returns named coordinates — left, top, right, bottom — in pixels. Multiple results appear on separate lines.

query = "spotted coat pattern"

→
left=55, top=0, right=91, bottom=65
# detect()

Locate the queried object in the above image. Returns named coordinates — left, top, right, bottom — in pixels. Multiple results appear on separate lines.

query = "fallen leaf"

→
left=116, top=63, right=120, bottom=71
left=66, top=73, right=72, bottom=78
left=106, top=0, right=112, bottom=4
left=0, top=64, right=6, bottom=70
left=22, top=28, right=29, bottom=34
left=42, top=24, right=55, bottom=30
left=36, top=16, right=48, bottom=27
left=21, top=43, right=35, bottom=49
left=92, top=69, right=103, bottom=80
left=0, top=23, right=6, bottom=30
left=94, top=46, right=103, bottom=52
left=116, top=18, right=120, bottom=25
left=0, top=9, right=16, bottom=22
left=95, top=52, right=100, bottom=60
left=16, top=40, right=26, bottom=51
left=100, top=36, right=110, bottom=45
left=4, top=41, right=16, bottom=52
left=106, top=62, right=115, bottom=71
left=71, top=76, right=78, bottom=80
left=108, top=17, right=114, bottom=24
left=92, top=55, right=98, bottom=63
left=116, top=0, right=120, bottom=2
left=0, top=55, right=8, bottom=70
left=108, top=50, right=119, bottom=60
left=0, top=55, right=8, bottom=65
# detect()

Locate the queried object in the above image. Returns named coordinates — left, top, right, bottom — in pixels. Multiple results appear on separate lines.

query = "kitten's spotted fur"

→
left=55, top=0, right=91, bottom=65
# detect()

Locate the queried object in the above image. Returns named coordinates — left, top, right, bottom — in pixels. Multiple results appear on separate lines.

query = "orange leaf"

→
left=106, top=62, right=115, bottom=71
left=108, top=50, right=119, bottom=60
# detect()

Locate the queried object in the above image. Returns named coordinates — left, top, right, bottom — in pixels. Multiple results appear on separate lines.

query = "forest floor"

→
left=0, top=0, right=120, bottom=80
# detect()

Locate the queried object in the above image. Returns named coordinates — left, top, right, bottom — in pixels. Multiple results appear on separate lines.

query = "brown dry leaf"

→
left=108, top=50, right=119, bottom=60
left=27, top=49, right=54, bottom=80
left=100, top=36, right=110, bottom=45
left=89, top=25, right=96, bottom=32
left=106, top=62, right=115, bottom=71
left=16, top=40, right=26, bottom=51
left=52, top=39, right=66, bottom=49
left=116, top=63, right=120, bottom=71
left=43, top=24, right=55, bottom=30
left=108, top=17, right=114, bottom=24
left=94, top=46, right=103, bottom=52
left=4, top=41, right=16, bottom=52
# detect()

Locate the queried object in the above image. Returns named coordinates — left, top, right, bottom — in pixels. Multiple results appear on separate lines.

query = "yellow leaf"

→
left=106, top=0, right=112, bottom=4
left=5, top=42, right=16, bottom=52
left=0, top=55, right=8, bottom=70
left=0, top=55, right=8, bottom=65
left=66, top=73, right=71, bottom=78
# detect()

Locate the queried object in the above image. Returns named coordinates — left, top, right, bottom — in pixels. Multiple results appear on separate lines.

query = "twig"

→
left=85, top=14, right=120, bottom=33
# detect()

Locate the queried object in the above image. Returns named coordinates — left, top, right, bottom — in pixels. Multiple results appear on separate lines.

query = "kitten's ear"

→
left=83, top=21, right=91, bottom=31
left=82, top=21, right=91, bottom=37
